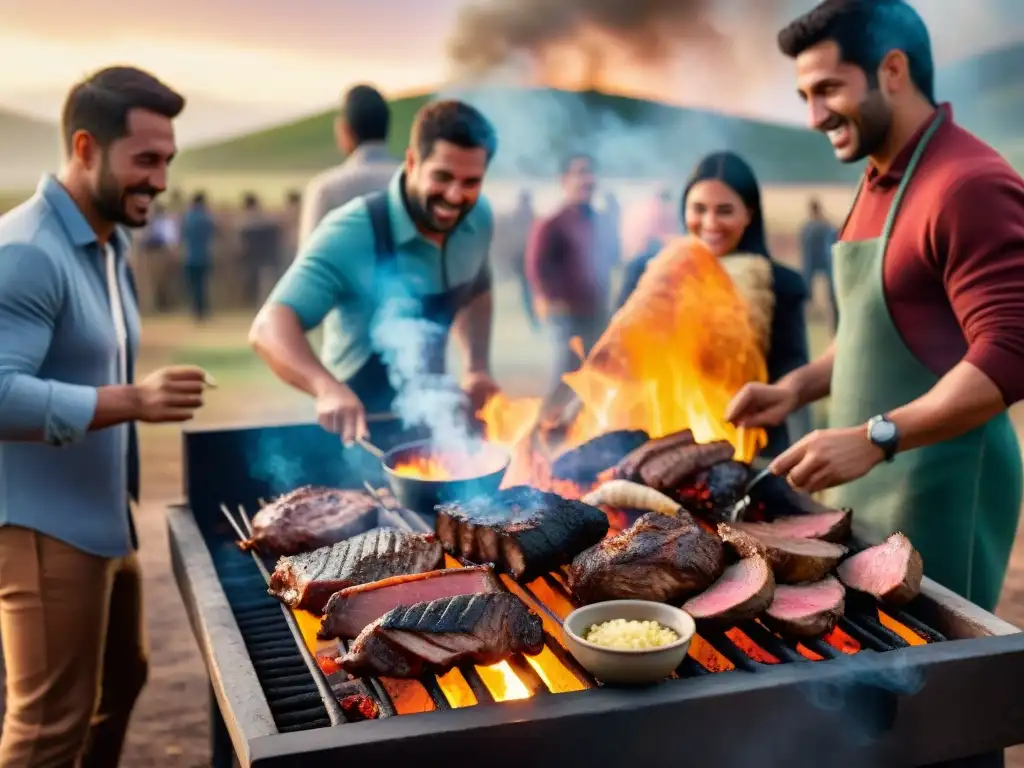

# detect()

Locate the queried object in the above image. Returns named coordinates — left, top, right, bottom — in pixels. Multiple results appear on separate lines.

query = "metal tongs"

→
left=727, top=467, right=774, bottom=523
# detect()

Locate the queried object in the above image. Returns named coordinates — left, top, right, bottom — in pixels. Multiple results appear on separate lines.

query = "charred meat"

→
left=730, top=509, right=852, bottom=544
left=837, top=533, right=923, bottom=606
left=318, top=565, right=503, bottom=640
left=339, top=592, right=544, bottom=679
left=675, top=460, right=751, bottom=519
left=435, top=486, right=609, bottom=582
left=750, top=474, right=853, bottom=528
left=551, top=430, right=649, bottom=483
left=568, top=512, right=725, bottom=605
left=610, top=429, right=696, bottom=481
left=268, top=528, right=443, bottom=614
left=718, top=523, right=847, bottom=584
left=638, top=440, right=736, bottom=493
left=240, top=486, right=382, bottom=556
left=765, top=576, right=846, bottom=637
left=682, top=555, right=775, bottom=627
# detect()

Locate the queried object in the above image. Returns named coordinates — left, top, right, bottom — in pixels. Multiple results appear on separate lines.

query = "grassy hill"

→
left=0, top=108, right=60, bottom=190
left=176, top=88, right=860, bottom=185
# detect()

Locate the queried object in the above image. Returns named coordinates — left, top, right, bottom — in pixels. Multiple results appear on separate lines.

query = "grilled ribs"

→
left=435, top=486, right=609, bottom=581
left=610, top=429, right=695, bottom=481
left=267, top=528, right=443, bottom=614
left=638, top=440, right=736, bottom=493
left=550, top=430, right=650, bottom=483
left=339, top=592, right=544, bottom=679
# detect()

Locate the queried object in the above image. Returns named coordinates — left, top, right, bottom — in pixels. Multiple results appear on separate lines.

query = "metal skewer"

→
left=727, top=467, right=774, bottom=523
left=218, top=503, right=250, bottom=542
left=355, top=438, right=385, bottom=460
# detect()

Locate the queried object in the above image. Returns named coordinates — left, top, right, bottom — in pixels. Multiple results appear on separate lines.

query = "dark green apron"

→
left=824, top=111, right=1022, bottom=612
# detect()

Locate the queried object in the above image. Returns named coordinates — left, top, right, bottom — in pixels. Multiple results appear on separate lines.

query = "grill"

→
left=170, top=420, right=1024, bottom=768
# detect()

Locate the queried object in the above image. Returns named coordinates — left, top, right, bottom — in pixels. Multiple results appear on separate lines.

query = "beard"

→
left=823, top=89, right=893, bottom=164
left=91, top=153, right=159, bottom=228
left=405, top=187, right=474, bottom=234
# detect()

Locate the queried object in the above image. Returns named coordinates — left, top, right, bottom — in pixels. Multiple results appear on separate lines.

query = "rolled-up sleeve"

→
left=0, top=244, right=97, bottom=444
left=267, top=203, right=365, bottom=331
left=934, top=162, right=1024, bottom=404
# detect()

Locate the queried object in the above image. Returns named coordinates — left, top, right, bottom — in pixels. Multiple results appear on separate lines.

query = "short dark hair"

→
left=191, top=191, right=206, bottom=206
left=242, top=192, right=259, bottom=209
left=410, top=100, right=497, bottom=162
left=61, top=66, right=185, bottom=155
left=561, top=153, right=596, bottom=175
left=777, top=0, right=935, bottom=103
left=341, top=85, right=390, bottom=145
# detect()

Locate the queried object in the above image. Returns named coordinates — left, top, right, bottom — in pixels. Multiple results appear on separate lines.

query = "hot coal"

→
left=435, top=486, right=609, bottom=581
left=639, top=440, right=736, bottom=493
left=682, top=555, right=775, bottom=626
left=765, top=576, right=846, bottom=637
left=837, top=533, right=923, bottom=606
left=611, top=429, right=696, bottom=481
left=730, top=509, right=852, bottom=544
left=718, top=523, right=847, bottom=584
left=568, top=512, right=725, bottom=604
left=551, top=430, right=650, bottom=483
left=675, top=460, right=751, bottom=519
left=339, top=592, right=544, bottom=679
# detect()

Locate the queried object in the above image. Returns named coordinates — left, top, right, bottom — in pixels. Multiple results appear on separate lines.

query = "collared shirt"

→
left=296, top=142, right=400, bottom=249
left=0, top=175, right=141, bottom=557
left=269, top=169, right=494, bottom=383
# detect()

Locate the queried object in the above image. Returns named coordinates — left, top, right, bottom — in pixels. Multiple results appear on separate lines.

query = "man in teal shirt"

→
left=251, top=99, right=501, bottom=442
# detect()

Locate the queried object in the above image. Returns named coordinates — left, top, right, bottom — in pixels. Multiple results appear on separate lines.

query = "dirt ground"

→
left=97, top=306, right=1024, bottom=766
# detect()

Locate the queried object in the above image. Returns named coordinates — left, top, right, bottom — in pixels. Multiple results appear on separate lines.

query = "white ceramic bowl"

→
left=563, top=600, right=696, bottom=686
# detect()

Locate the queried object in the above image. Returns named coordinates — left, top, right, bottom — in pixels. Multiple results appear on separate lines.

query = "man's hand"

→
left=725, top=382, right=799, bottom=428
left=315, top=380, right=368, bottom=444
left=461, top=370, right=501, bottom=415
left=768, top=426, right=885, bottom=494
left=135, top=365, right=211, bottom=423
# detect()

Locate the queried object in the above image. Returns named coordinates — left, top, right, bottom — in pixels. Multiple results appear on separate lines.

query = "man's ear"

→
left=878, top=49, right=910, bottom=95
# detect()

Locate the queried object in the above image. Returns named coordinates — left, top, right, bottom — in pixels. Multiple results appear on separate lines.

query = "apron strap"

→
left=365, top=191, right=396, bottom=266
left=880, top=110, right=945, bottom=244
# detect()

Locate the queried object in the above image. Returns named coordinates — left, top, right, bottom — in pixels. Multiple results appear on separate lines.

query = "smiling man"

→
left=724, top=0, right=1024, bottom=611
left=251, top=99, right=500, bottom=442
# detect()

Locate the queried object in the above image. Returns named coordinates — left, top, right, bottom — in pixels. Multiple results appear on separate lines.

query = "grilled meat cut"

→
left=765, top=576, right=846, bottom=637
left=568, top=512, right=725, bottom=605
left=638, top=440, right=736, bottom=493
left=318, top=565, right=503, bottom=640
left=435, top=486, right=609, bottom=581
left=339, top=592, right=544, bottom=679
left=676, top=460, right=751, bottom=519
left=268, top=528, right=443, bottom=614
left=610, top=429, right=696, bottom=481
left=240, top=486, right=383, bottom=556
left=718, top=523, right=847, bottom=584
left=730, top=509, right=852, bottom=544
left=750, top=474, right=852, bottom=528
left=836, top=533, right=923, bottom=606
left=682, top=555, right=775, bottom=626
left=551, top=430, right=650, bottom=483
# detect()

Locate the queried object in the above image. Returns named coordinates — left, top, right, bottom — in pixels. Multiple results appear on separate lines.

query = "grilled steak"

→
left=676, top=460, right=751, bottom=519
left=568, top=512, right=725, bottom=604
left=836, top=533, right=923, bottom=606
left=682, top=555, right=775, bottom=626
left=731, top=509, right=852, bottom=544
left=638, top=440, right=736, bottom=493
left=718, top=523, right=847, bottom=584
left=750, top=473, right=852, bottom=528
left=240, top=486, right=382, bottom=556
left=551, top=430, right=650, bottom=483
left=318, top=565, right=503, bottom=640
left=611, top=429, right=696, bottom=481
left=766, top=576, right=846, bottom=637
left=339, top=592, right=544, bottom=679
left=435, top=486, right=609, bottom=581
left=268, top=528, right=443, bottom=614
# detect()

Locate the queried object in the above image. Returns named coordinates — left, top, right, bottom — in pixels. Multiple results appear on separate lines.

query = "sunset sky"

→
left=1, top=0, right=1020, bottom=144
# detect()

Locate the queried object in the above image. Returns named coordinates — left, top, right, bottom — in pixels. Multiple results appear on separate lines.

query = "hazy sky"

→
left=0, top=0, right=1020, bottom=142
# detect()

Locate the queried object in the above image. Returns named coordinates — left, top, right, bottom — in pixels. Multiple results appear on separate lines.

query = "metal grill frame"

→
left=170, top=420, right=1024, bottom=768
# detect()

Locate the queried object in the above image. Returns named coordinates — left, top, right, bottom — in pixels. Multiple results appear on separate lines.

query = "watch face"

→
left=872, top=420, right=897, bottom=443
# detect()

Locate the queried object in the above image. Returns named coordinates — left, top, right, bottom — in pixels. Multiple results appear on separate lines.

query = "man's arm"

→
left=0, top=244, right=145, bottom=443
left=887, top=165, right=1024, bottom=452
left=452, top=261, right=494, bottom=373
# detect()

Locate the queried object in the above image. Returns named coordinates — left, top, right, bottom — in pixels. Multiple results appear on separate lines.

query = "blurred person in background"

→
left=251, top=100, right=500, bottom=442
left=727, top=0, right=1024, bottom=611
left=526, top=153, right=618, bottom=397
left=139, top=200, right=179, bottom=311
left=602, top=190, right=622, bottom=268
left=621, top=186, right=676, bottom=264
left=180, top=190, right=216, bottom=321
left=0, top=66, right=209, bottom=767
left=619, top=151, right=810, bottom=457
left=800, top=195, right=838, bottom=330
left=282, top=188, right=302, bottom=263
left=238, top=192, right=283, bottom=306
left=297, top=84, right=399, bottom=248
left=507, top=189, right=538, bottom=330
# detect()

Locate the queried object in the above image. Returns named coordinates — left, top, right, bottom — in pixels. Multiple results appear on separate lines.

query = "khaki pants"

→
left=0, top=527, right=148, bottom=768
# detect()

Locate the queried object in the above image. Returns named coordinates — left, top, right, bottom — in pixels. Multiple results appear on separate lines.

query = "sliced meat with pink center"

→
left=682, top=556, right=775, bottom=626
left=766, top=576, right=846, bottom=637
left=837, top=533, right=923, bottom=606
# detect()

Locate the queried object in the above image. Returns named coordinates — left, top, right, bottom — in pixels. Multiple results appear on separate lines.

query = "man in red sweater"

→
left=726, top=0, right=1024, bottom=611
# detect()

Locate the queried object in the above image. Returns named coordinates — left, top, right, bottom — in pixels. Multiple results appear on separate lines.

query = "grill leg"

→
left=922, top=752, right=1004, bottom=768
left=210, top=684, right=236, bottom=768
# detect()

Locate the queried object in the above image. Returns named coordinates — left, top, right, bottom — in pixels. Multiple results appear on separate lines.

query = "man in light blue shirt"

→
left=0, top=66, right=209, bottom=766
left=251, top=99, right=501, bottom=442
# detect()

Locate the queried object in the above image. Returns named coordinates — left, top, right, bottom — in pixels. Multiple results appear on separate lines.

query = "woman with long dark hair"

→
left=617, top=151, right=810, bottom=456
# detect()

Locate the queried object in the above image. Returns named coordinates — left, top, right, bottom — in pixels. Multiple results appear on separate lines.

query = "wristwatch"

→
left=866, top=415, right=899, bottom=462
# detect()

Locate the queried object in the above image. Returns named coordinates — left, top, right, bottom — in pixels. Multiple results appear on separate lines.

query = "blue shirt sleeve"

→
left=267, top=202, right=371, bottom=330
left=0, top=243, right=97, bottom=445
